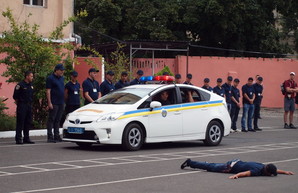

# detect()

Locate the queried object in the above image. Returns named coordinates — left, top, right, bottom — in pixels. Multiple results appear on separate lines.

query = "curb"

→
left=0, top=128, right=63, bottom=138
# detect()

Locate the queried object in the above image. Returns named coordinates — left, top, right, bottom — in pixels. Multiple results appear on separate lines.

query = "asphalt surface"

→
left=0, top=110, right=298, bottom=193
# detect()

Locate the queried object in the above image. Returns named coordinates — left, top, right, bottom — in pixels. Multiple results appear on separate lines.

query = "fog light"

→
left=106, top=129, right=111, bottom=138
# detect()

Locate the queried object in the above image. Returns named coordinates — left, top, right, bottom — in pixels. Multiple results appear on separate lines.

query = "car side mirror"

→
left=150, top=101, right=162, bottom=111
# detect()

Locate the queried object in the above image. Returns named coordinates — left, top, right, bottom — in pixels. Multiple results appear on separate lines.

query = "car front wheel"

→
left=203, top=120, right=223, bottom=146
left=122, top=123, right=144, bottom=151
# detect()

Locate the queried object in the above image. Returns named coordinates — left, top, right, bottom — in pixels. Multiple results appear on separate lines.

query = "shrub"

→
left=0, top=115, right=16, bottom=131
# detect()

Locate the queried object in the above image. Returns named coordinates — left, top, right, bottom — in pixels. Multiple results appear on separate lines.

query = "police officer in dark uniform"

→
left=130, top=70, right=144, bottom=85
left=65, top=71, right=80, bottom=114
left=13, top=71, right=35, bottom=144
left=183, top=73, right=193, bottom=85
left=231, top=78, right=241, bottom=132
left=253, top=76, right=264, bottom=131
left=175, top=74, right=182, bottom=84
left=202, top=78, right=213, bottom=92
left=213, top=78, right=225, bottom=97
left=222, top=76, right=233, bottom=114
left=115, top=71, right=129, bottom=89
left=241, top=77, right=255, bottom=132
left=82, top=68, right=101, bottom=105
left=60, top=71, right=80, bottom=127
left=100, top=70, right=115, bottom=96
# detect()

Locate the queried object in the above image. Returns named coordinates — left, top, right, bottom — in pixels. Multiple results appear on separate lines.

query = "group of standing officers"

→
left=175, top=73, right=264, bottom=132
left=12, top=64, right=146, bottom=144
left=13, top=64, right=265, bottom=144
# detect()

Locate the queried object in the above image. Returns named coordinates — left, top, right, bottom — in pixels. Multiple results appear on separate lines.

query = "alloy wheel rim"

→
left=210, top=125, right=221, bottom=143
left=128, top=128, right=141, bottom=147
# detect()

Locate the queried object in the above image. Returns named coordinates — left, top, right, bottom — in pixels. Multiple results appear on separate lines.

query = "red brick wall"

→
left=1, top=55, right=298, bottom=116
left=74, top=57, right=102, bottom=86
left=0, top=56, right=102, bottom=115
left=137, top=56, right=298, bottom=108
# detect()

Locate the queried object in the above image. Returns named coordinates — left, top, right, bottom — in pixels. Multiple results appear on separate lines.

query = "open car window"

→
left=180, top=87, right=210, bottom=103
left=138, top=88, right=177, bottom=109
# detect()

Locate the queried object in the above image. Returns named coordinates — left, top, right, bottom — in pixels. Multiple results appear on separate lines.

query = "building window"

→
left=23, top=0, right=46, bottom=7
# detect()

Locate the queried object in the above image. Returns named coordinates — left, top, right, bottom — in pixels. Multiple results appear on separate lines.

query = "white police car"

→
left=63, top=76, right=231, bottom=151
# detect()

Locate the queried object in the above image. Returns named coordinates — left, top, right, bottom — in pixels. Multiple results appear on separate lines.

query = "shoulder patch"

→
left=15, top=85, right=20, bottom=90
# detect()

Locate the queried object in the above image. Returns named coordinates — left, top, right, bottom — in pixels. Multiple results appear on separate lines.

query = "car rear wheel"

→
left=76, top=142, right=93, bottom=148
left=122, top=123, right=144, bottom=151
left=203, top=120, right=223, bottom=146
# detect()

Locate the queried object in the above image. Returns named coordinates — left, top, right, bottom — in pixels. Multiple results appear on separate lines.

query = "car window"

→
left=94, top=88, right=153, bottom=104
left=138, top=88, right=177, bottom=109
left=180, top=88, right=210, bottom=103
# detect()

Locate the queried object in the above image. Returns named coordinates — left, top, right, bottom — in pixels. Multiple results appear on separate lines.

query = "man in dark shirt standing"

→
left=46, top=64, right=65, bottom=143
left=13, top=71, right=35, bottom=144
left=183, top=73, right=193, bottom=85
left=222, top=76, right=233, bottom=114
left=241, top=77, right=255, bottom=132
left=253, top=76, right=264, bottom=131
left=130, top=70, right=144, bottom=85
left=115, top=71, right=129, bottom=89
left=230, top=78, right=241, bottom=132
left=100, top=71, right=115, bottom=96
left=213, top=78, right=225, bottom=97
left=202, top=78, right=213, bottom=92
left=64, top=71, right=80, bottom=115
left=82, top=68, right=101, bottom=105
left=181, top=158, right=294, bottom=179
left=175, top=74, right=182, bottom=84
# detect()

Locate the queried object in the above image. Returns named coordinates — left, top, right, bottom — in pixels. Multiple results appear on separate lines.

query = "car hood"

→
left=68, top=104, right=134, bottom=121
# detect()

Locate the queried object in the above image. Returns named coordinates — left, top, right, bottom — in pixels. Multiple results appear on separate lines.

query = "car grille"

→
left=63, top=129, right=97, bottom=140
left=69, top=120, right=93, bottom=124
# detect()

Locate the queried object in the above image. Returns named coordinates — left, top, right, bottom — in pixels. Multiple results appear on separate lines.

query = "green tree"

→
left=276, top=0, right=298, bottom=53
left=75, top=0, right=294, bottom=57
left=154, top=66, right=174, bottom=76
left=104, top=43, right=130, bottom=82
left=0, top=8, right=86, bottom=128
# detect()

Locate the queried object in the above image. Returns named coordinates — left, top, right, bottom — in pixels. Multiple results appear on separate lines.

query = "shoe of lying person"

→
left=181, top=159, right=191, bottom=169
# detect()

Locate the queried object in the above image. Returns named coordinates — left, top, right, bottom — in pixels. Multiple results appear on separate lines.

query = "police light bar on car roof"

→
left=140, top=75, right=175, bottom=82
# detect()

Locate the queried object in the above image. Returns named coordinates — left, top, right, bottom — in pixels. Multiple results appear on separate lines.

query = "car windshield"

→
left=94, top=87, right=154, bottom=104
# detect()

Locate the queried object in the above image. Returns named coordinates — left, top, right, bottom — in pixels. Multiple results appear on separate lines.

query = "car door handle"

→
left=143, top=115, right=148, bottom=117
left=174, top=111, right=181, bottom=115
left=201, top=108, right=208, bottom=111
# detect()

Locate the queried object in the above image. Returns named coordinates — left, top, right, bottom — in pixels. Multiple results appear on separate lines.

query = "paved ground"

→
left=0, top=109, right=297, bottom=193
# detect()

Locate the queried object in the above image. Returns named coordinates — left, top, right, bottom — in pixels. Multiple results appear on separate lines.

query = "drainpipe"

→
left=72, top=33, right=82, bottom=45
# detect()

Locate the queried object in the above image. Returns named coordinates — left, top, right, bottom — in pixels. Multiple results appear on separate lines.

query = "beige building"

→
left=0, top=0, right=79, bottom=115
left=0, top=0, right=76, bottom=40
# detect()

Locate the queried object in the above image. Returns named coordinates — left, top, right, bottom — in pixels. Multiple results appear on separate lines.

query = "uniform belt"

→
left=18, top=101, right=32, bottom=104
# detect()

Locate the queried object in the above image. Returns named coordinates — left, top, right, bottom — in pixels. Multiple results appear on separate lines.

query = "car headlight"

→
left=96, top=113, right=123, bottom=122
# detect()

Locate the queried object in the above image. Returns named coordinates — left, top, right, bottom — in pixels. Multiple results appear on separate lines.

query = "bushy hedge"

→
left=0, top=115, right=15, bottom=131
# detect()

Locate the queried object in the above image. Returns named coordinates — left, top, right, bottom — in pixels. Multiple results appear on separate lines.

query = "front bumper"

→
left=63, top=129, right=100, bottom=143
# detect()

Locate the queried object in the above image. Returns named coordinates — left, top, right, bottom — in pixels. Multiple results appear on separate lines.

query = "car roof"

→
left=126, top=84, right=168, bottom=89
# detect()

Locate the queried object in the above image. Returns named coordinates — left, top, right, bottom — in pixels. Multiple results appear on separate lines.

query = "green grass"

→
left=0, top=115, right=16, bottom=131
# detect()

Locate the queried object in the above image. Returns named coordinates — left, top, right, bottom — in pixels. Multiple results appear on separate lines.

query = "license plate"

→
left=68, top=127, right=85, bottom=134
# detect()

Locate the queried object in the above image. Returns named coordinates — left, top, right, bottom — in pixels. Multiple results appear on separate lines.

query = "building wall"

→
left=74, top=57, right=103, bottom=86
left=0, top=53, right=16, bottom=115
left=133, top=56, right=298, bottom=108
left=132, top=58, right=176, bottom=76
left=0, top=56, right=102, bottom=115
left=0, top=0, right=74, bottom=38
left=1, top=55, right=298, bottom=115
